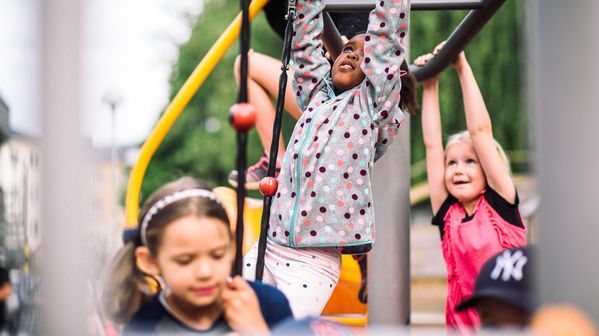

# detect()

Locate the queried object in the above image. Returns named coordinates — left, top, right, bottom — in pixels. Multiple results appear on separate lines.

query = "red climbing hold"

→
left=229, top=103, right=256, bottom=132
left=259, top=177, right=278, bottom=197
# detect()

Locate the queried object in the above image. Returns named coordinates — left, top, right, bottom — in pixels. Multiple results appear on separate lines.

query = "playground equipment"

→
left=124, top=0, right=511, bottom=327
left=124, top=0, right=271, bottom=228
left=213, top=187, right=368, bottom=321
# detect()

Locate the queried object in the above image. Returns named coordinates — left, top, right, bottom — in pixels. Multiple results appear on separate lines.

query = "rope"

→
left=233, top=0, right=252, bottom=277
left=255, top=0, right=296, bottom=281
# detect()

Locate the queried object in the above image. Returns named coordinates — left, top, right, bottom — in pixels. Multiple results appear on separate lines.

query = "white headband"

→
left=140, top=189, right=221, bottom=246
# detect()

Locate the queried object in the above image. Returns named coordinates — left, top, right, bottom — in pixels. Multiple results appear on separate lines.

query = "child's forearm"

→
left=291, top=0, right=330, bottom=109
left=363, top=0, right=410, bottom=72
left=422, top=82, right=443, bottom=149
left=457, top=60, right=516, bottom=202
left=421, top=78, right=447, bottom=213
left=367, top=0, right=411, bottom=161
left=361, top=0, right=410, bottom=119
left=457, top=63, right=493, bottom=137
left=292, top=0, right=325, bottom=60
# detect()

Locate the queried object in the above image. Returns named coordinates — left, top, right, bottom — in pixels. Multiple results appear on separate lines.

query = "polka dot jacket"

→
left=269, top=0, right=411, bottom=253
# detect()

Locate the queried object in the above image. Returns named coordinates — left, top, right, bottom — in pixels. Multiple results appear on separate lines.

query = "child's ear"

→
left=135, top=246, right=160, bottom=277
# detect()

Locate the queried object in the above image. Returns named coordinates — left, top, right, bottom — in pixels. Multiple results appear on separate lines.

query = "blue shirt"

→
left=123, top=281, right=292, bottom=335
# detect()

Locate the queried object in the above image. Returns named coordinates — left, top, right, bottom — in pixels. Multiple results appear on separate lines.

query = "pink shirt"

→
left=433, top=188, right=527, bottom=333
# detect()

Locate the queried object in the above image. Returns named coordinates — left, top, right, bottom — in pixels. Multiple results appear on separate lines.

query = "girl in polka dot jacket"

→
left=244, top=0, right=416, bottom=318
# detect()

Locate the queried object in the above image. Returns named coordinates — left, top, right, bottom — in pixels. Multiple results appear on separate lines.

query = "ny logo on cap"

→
left=490, top=249, right=528, bottom=282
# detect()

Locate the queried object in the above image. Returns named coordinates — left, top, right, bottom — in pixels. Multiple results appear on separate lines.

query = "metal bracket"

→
left=286, top=0, right=297, bottom=21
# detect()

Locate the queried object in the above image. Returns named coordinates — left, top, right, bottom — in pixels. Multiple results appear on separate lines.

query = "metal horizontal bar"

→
left=322, top=12, right=345, bottom=61
left=320, top=0, right=507, bottom=81
left=324, top=0, right=483, bottom=12
left=409, top=0, right=507, bottom=80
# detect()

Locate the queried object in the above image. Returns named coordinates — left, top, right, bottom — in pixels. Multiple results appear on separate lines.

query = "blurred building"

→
left=0, top=133, right=42, bottom=261
left=0, top=96, right=8, bottom=144
left=0, top=97, right=42, bottom=266
left=0, top=92, right=137, bottom=270
left=89, top=145, right=137, bottom=268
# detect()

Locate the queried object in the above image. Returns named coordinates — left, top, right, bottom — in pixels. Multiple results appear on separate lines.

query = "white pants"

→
left=243, top=240, right=342, bottom=319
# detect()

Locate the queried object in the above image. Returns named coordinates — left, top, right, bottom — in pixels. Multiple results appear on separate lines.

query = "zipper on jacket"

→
left=289, top=104, right=324, bottom=247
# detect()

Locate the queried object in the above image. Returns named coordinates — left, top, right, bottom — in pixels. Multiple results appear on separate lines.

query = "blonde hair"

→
left=446, top=130, right=512, bottom=175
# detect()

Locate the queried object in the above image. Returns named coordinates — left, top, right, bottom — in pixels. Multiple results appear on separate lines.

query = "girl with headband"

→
left=101, top=177, right=292, bottom=334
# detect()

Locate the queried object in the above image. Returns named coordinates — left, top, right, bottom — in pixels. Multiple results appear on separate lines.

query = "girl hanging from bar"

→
left=243, top=0, right=417, bottom=318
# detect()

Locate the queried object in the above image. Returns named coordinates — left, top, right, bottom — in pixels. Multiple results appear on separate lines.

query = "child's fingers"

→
left=222, top=288, right=245, bottom=310
left=228, top=275, right=248, bottom=290
left=414, top=53, right=433, bottom=67
left=227, top=276, right=258, bottom=305
left=433, top=41, right=446, bottom=55
left=222, top=280, right=256, bottom=314
left=225, top=276, right=254, bottom=300
left=221, top=286, right=234, bottom=303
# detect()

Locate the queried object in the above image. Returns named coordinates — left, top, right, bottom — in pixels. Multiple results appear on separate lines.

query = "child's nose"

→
left=348, top=53, right=359, bottom=61
left=194, top=260, right=212, bottom=278
left=454, top=164, right=464, bottom=174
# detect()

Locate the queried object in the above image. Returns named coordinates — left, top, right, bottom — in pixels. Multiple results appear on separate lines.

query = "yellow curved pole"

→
left=125, top=0, right=270, bottom=227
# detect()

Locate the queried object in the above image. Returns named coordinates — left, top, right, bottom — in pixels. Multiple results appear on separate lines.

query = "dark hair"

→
left=101, top=177, right=230, bottom=324
left=328, top=13, right=369, bottom=39
left=263, top=0, right=369, bottom=40
left=399, top=60, right=418, bottom=115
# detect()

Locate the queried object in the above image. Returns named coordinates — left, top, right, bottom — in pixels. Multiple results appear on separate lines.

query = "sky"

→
left=0, top=0, right=203, bottom=147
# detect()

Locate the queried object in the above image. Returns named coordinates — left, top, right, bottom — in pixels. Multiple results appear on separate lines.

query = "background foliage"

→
left=141, top=0, right=530, bottom=203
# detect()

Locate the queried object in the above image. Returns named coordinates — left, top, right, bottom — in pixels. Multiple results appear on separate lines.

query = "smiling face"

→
left=444, top=140, right=487, bottom=205
left=332, top=34, right=366, bottom=93
left=151, top=215, right=233, bottom=310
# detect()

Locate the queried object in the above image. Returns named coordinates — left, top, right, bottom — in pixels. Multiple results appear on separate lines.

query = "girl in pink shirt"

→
left=416, top=43, right=527, bottom=334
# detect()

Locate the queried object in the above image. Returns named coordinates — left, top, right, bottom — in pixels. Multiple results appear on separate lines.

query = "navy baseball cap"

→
left=456, top=246, right=537, bottom=314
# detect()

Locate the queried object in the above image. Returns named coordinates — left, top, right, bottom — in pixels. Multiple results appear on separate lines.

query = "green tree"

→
left=142, top=0, right=290, bottom=202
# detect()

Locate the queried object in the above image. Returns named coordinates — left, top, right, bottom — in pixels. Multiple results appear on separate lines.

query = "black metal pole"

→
left=324, top=0, right=483, bottom=12
left=322, top=12, right=344, bottom=61
left=255, top=4, right=295, bottom=281
left=410, top=0, right=508, bottom=81
left=233, top=0, right=252, bottom=277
